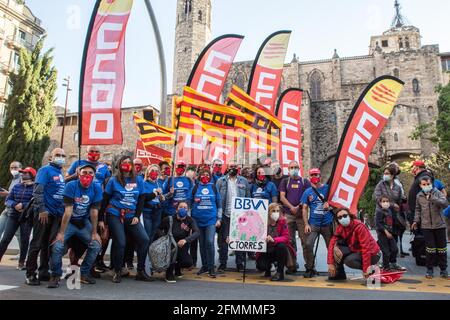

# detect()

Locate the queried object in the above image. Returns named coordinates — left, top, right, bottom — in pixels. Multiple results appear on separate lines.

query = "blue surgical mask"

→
left=339, top=215, right=351, bottom=227
left=178, top=208, right=188, bottom=218
left=421, top=185, right=433, bottom=193
left=290, top=169, right=299, bottom=177
left=383, top=175, right=392, bottom=182
left=53, top=157, right=65, bottom=166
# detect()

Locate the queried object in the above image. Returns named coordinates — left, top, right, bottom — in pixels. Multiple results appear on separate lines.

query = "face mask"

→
left=164, top=167, right=171, bottom=176
left=79, top=174, right=94, bottom=188
left=381, top=202, right=390, bottom=210
left=176, top=167, right=185, bottom=176
left=213, top=165, right=222, bottom=174
left=87, top=152, right=100, bottom=162
left=310, top=176, right=321, bottom=185
left=149, top=171, right=159, bottom=180
left=53, top=157, right=65, bottom=166
left=178, top=208, right=188, bottom=218
left=200, top=175, right=210, bottom=184
left=228, top=168, right=238, bottom=177
left=290, top=169, right=299, bottom=177
left=273, top=167, right=281, bottom=175
left=256, top=174, right=265, bottom=182
left=270, top=211, right=280, bottom=222
left=338, top=215, right=351, bottom=227
left=120, top=163, right=132, bottom=173
left=134, top=164, right=143, bottom=173
left=383, top=175, right=392, bottom=182
left=421, top=185, right=433, bottom=193
left=10, top=170, right=19, bottom=177
left=21, top=174, right=32, bottom=182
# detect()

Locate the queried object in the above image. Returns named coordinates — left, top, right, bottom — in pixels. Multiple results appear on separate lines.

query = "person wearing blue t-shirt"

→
left=143, top=164, right=166, bottom=245
left=158, top=161, right=171, bottom=217
left=191, top=169, right=222, bottom=278
left=100, top=156, right=159, bottom=283
left=48, top=164, right=103, bottom=288
left=26, top=148, right=66, bottom=286
left=434, top=179, right=447, bottom=196
left=251, top=166, right=278, bottom=204
left=65, top=146, right=111, bottom=186
left=166, top=161, right=193, bottom=216
left=301, top=168, right=334, bottom=278
left=212, top=159, right=224, bottom=184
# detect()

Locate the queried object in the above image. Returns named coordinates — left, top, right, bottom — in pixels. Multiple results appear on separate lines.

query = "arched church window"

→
left=198, top=10, right=202, bottom=21
left=393, top=68, right=399, bottom=78
left=405, top=37, right=410, bottom=48
left=394, top=133, right=399, bottom=142
left=427, top=106, right=434, bottom=117
left=184, top=0, right=192, bottom=15
left=309, top=71, right=322, bottom=101
left=412, top=78, right=420, bottom=93
left=399, top=37, right=403, bottom=49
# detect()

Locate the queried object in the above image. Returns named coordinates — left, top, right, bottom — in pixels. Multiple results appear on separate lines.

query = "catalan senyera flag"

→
left=178, top=86, right=244, bottom=144
left=133, top=114, right=175, bottom=146
left=228, top=85, right=281, bottom=151
left=79, top=0, right=133, bottom=146
left=327, top=76, right=404, bottom=214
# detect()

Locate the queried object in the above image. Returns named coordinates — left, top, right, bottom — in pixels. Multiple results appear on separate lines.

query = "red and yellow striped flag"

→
left=133, top=113, right=175, bottom=146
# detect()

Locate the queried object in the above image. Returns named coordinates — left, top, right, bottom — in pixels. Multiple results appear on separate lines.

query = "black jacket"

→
left=156, top=215, right=200, bottom=243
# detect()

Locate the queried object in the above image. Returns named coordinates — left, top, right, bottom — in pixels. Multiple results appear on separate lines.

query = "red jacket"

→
left=256, top=217, right=296, bottom=259
left=327, top=219, right=380, bottom=273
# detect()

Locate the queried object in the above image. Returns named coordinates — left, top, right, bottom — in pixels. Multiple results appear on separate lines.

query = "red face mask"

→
left=213, top=165, right=221, bottom=174
left=200, top=175, right=211, bottom=184
left=120, top=163, right=132, bottom=173
left=310, top=176, right=321, bottom=185
left=87, top=152, right=100, bottom=162
left=164, top=167, right=171, bottom=176
left=134, top=164, right=143, bottom=173
left=79, top=174, right=94, bottom=188
left=257, top=174, right=265, bottom=182
left=176, top=167, right=185, bottom=176
left=149, top=171, right=159, bottom=180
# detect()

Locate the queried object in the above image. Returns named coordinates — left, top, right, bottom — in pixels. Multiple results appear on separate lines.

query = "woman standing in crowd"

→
left=191, top=169, right=222, bottom=278
left=143, top=165, right=165, bottom=246
left=251, top=166, right=278, bottom=204
left=100, top=156, right=158, bottom=283
left=156, top=201, right=199, bottom=283
left=256, top=203, right=295, bottom=281
left=0, top=167, right=35, bottom=270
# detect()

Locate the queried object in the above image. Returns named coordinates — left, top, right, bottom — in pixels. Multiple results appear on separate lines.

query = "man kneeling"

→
left=49, top=164, right=103, bottom=288
left=328, top=208, right=381, bottom=281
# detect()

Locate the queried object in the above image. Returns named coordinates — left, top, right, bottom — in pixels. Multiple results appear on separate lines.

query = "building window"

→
left=57, top=117, right=64, bottom=126
left=393, top=68, right=399, bottom=78
left=382, top=40, right=388, bottom=47
left=405, top=37, right=410, bottom=48
left=442, top=59, right=450, bottom=71
left=13, top=52, right=20, bottom=71
left=394, top=133, right=399, bottom=142
left=73, top=132, right=78, bottom=142
left=309, top=71, right=322, bottom=101
left=71, top=116, right=78, bottom=126
left=18, top=29, right=26, bottom=41
left=412, top=78, right=420, bottom=93
left=198, top=10, right=202, bottom=21
left=184, top=0, right=192, bottom=14
left=399, top=37, right=403, bottom=49
left=427, top=106, right=434, bottom=117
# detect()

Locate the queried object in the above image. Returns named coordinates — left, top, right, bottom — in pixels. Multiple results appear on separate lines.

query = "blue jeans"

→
left=0, top=209, right=8, bottom=240
left=107, top=214, right=150, bottom=273
left=143, top=208, right=162, bottom=244
left=198, top=224, right=216, bottom=271
left=51, top=220, right=101, bottom=277
left=0, top=213, right=31, bottom=263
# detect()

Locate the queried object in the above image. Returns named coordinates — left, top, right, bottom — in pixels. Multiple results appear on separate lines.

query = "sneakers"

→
left=80, top=275, right=96, bottom=285
left=425, top=269, right=434, bottom=279
left=390, top=263, right=406, bottom=271
left=112, top=272, right=121, bottom=283
left=94, top=261, right=109, bottom=273
left=135, top=270, right=155, bottom=282
left=217, top=264, right=227, bottom=273
left=120, top=267, right=130, bottom=277
left=440, top=270, right=448, bottom=280
left=303, top=269, right=315, bottom=278
left=271, top=272, right=284, bottom=281
left=126, top=262, right=135, bottom=271
left=17, top=262, right=25, bottom=271
left=38, top=271, right=51, bottom=282
left=208, top=270, right=217, bottom=278
left=165, top=273, right=176, bottom=283
left=25, top=275, right=40, bottom=286
left=90, top=268, right=101, bottom=279
left=196, top=266, right=208, bottom=275
left=175, top=268, right=183, bottom=278
left=47, top=276, right=60, bottom=289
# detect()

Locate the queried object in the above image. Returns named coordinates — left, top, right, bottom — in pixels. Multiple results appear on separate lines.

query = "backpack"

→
left=148, top=216, right=178, bottom=273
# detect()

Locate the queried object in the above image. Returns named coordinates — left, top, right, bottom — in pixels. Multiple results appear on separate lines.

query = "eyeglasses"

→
left=54, top=154, right=66, bottom=158
left=337, top=214, right=349, bottom=220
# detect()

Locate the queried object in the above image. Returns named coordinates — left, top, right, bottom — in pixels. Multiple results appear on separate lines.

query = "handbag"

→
left=148, top=216, right=178, bottom=273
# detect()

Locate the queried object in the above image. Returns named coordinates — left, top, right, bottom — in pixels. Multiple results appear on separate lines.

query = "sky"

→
left=25, top=0, right=450, bottom=112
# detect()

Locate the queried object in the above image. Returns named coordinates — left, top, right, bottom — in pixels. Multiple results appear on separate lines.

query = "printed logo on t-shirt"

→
left=176, top=181, right=184, bottom=188
left=201, top=188, right=210, bottom=195
left=53, top=174, right=64, bottom=182
left=256, top=188, right=263, bottom=193
left=75, top=195, right=90, bottom=204
left=125, top=183, right=137, bottom=191
left=292, top=184, right=299, bottom=189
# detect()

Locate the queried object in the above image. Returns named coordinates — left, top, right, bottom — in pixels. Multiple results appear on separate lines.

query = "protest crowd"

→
left=0, top=146, right=448, bottom=289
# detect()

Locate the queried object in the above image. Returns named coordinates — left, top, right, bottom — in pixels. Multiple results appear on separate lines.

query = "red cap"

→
left=176, top=160, right=186, bottom=167
left=19, top=167, right=37, bottom=178
left=309, top=168, right=321, bottom=176
left=412, top=160, right=425, bottom=167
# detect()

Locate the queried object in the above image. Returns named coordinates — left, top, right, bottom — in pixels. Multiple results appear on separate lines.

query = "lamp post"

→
left=60, top=77, right=72, bottom=148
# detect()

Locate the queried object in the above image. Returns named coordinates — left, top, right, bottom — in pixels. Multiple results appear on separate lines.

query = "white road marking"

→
left=0, top=285, right=18, bottom=291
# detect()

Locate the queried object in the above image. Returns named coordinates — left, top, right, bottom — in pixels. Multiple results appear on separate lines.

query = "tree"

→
left=358, top=167, right=382, bottom=227
left=0, top=37, right=57, bottom=188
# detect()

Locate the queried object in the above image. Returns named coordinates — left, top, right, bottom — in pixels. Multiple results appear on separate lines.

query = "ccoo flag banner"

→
left=79, top=0, right=133, bottom=146
left=327, top=76, right=404, bottom=214
left=246, top=30, right=291, bottom=153
left=275, top=89, right=304, bottom=176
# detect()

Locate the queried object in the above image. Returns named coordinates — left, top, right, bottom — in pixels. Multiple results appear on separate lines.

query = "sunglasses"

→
left=337, top=214, right=349, bottom=220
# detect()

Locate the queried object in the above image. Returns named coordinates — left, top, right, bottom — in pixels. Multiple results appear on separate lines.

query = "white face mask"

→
left=270, top=211, right=280, bottom=222
left=10, top=170, right=19, bottom=177
left=338, top=215, right=351, bottom=227
left=381, top=202, right=390, bottom=210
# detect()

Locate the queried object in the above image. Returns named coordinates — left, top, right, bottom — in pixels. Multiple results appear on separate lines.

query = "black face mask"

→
left=228, top=168, right=238, bottom=177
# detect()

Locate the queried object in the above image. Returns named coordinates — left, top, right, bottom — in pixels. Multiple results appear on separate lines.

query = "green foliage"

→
left=358, top=167, right=383, bottom=223
left=0, top=37, right=57, bottom=188
left=436, top=82, right=450, bottom=153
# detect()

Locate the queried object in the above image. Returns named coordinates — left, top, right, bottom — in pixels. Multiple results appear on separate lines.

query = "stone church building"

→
left=168, top=0, right=449, bottom=177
